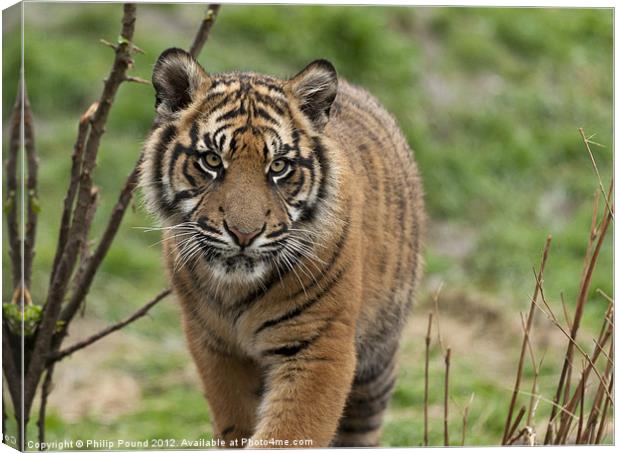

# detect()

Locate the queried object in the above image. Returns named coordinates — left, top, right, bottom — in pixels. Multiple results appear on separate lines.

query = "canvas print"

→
left=1, top=1, right=613, bottom=450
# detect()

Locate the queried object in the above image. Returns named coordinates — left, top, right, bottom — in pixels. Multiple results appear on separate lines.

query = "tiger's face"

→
left=140, top=48, right=339, bottom=284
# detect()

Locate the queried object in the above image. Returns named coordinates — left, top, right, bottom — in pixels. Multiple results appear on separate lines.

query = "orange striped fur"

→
left=139, top=48, right=425, bottom=448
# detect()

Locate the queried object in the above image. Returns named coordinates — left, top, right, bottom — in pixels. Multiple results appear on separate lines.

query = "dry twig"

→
left=423, top=312, right=432, bottom=446
left=502, top=235, right=552, bottom=444
left=189, top=4, right=221, bottom=58
left=51, top=289, right=171, bottom=363
left=443, top=348, right=451, bottom=446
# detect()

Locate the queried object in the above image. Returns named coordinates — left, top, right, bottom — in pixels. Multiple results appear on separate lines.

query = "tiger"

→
left=139, top=47, right=425, bottom=448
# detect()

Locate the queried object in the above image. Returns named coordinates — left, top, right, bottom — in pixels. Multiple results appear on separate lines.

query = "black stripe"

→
left=338, top=420, right=382, bottom=434
left=266, top=224, right=288, bottom=239
left=173, top=188, right=201, bottom=203
left=350, top=375, right=397, bottom=405
left=353, top=350, right=396, bottom=386
left=253, top=92, right=286, bottom=115
left=182, top=157, right=197, bottom=186
left=221, top=425, right=235, bottom=437
left=298, top=136, right=328, bottom=223
left=253, top=80, right=285, bottom=94
left=263, top=338, right=315, bottom=357
left=344, top=397, right=390, bottom=419
left=187, top=190, right=209, bottom=219
left=288, top=171, right=306, bottom=198
left=254, top=266, right=346, bottom=335
left=254, top=107, right=278, bottom=124
left=197, top=216, right=222, bottom=235
left=216, top=105, right=246, bottom=122
left=167, top=143, right=197, bottom=204
left=263, top=319, right=332, bottom=357
left=152, top=125, right=178, bottom=218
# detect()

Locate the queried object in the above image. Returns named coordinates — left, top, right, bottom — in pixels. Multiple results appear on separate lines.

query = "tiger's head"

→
left=140, top=48, right=341, bottom=285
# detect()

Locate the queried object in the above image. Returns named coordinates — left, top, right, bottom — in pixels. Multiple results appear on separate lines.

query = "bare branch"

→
left=24, top=3, right=140, bottom=418
left=579, top=128, right=613, bottom=221
left=37, top=365, right=55, bottom=447
left=531, top=291, right=613, bottom=404
left=59, top=163, right=140, bottom=329
left=576, top=365, right=586, bottom=443
left=50, top=289, right=171, bottom=363
left=49, top=102, right=98, bottom=287
left=502, top=235, right=552, bottom=444
left=2, top=324, right=20, bottom=415
left=189, top=4, right=221, bottom=58
left=546, top=178, right=613, bottom=444
left=124, top=75, right=150, bottom=85
left=23, top=85, right=39, bottom=289
left=5, top=82, right=22, bottom=290
left=443, top=348, right=451, bottom=446
left=423, top=312, right=432, bottom=447
left=505, top=406, right=526, bottom=444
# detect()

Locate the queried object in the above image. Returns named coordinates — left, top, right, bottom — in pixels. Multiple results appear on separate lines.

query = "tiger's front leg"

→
left=182, top=316, right=263, bottom=447
left=249, top=313, right=357, bottom=448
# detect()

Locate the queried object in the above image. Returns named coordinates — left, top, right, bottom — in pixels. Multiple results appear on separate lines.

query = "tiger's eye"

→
left=203, top=152, right=222, bottom=168
left=270, top=159, right=288, bottom=175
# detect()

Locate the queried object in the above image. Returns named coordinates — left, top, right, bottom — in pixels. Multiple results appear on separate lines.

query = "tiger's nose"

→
left=226, top=223, right=263, bottom=247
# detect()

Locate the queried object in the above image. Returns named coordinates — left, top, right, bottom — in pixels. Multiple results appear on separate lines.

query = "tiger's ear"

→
left=287, top=59, right=338, bottom=130
left=152, top=47, right=209, bottom=117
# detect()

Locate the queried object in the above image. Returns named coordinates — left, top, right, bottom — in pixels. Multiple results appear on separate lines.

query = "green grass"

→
left=2, top=3, right=613, bottom=448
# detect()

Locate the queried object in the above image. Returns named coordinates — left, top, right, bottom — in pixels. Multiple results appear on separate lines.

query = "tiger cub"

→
left=140, top=48, right=425, bottom=448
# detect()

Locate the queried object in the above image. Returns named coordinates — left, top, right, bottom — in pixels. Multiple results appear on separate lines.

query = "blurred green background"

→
left=2, top=3, right=613, bottom=448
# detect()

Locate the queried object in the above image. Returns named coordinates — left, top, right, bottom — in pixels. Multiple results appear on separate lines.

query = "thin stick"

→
left=531, top=297, right=612, bottom=403
left=554, top=325, right=613, bottom=442
left=5, top=82, right=22, bottom=290
left=2, top=325, right=20, bottom=415
left=594, top=363, right=613, bottom=444
left=423, top=312, right=432, bottom=446
left=516, top=389, right=578, bottom=421
left=519, top=312, right=541, bottom=427
left=576, top=365, right=586, bottom=443
left=50, top=289, right=171, bottom=363
left=461, top=393, right=474, bottom=446
left=579, top=128, right=613, bottom=220
left=189, top=4, right=221, bottom=58
left=596, top=289, right=613, bottom=305
left=560, top=293, right=572, bottom=331
left=23, top=85, right=39, bottom=289
left=49, top=102, right=98, bottom=286
left=502, top=235, right=552, bottom=444
left=582, top=337, right=614, bottom=443
left=505, top=406, right=526, bottom=443
left=545, top=181, right=613, bottom=444
left=432, top=283, right=445, bottom=352
left=443, top=348, right=451, bottom=447
left=37, top=365, right=55, bottom=448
